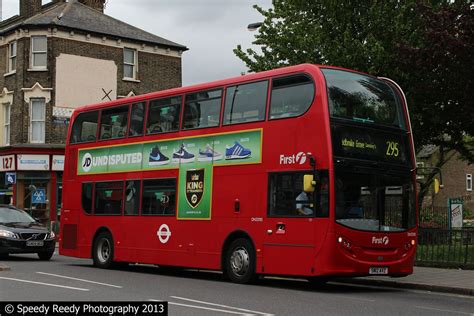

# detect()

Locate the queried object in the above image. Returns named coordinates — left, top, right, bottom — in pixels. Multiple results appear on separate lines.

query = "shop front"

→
left=0, top=148, right=64, bottom=233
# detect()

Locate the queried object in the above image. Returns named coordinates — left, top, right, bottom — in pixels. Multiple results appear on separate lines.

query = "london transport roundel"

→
left=157, top=224, right=171, bottom=244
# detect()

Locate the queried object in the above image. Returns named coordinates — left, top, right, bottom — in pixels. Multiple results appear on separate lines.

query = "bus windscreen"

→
left=335, top=170, right=416, bottom=232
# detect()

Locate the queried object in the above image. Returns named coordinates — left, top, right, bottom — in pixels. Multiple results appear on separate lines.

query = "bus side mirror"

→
left=304, top=175, right=316, bottom=193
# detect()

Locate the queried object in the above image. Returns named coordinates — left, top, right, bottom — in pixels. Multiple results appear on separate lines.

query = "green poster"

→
left=78, top=129, right=262, bottom=175
left=177, top=165, right=213, bottom=220
left=78, top=143, right=144, bottom=175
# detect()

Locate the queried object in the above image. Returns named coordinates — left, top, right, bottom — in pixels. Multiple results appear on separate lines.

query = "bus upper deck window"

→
left=147, top=96, right=182, bottom=134
left=183, top=89, right=222, bottom=130
left=322, top=69, right=406, bottom=129
left=269, top=75, right=315, bottom=120
left=129, top=102, right=145, bottom=137
left=223, top=80, right=268, bottom=125
left=70, top=111, right=98, bottom=144
left=100, top=105, right=129, bottom=140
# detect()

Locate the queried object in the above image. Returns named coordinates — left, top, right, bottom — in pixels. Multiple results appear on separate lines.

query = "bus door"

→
left=262, top=172, right=318, bottom=276
left=60, top=179, right=82, bottom=254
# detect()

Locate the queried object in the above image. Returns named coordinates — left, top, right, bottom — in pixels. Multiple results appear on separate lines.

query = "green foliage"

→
left=235, top=0, right=474, bottom=162
left=420, top=211, right=448, bottom=228
left=464, top=208, right=474, bottom=220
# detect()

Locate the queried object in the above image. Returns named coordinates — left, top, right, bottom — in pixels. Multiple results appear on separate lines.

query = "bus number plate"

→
left=26, top=241, right=44, bottom=247
left=369, top=267, right=388, bottom=275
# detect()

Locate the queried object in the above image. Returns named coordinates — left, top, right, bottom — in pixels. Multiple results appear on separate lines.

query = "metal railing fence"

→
left=416, top=228, right=474, bottom=269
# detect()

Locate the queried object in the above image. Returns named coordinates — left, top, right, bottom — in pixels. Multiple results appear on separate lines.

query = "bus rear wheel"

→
left=307, top=276, right=330, bottom=287
left=225, top=238, right=256, bottom=284
left=93, top=232, right=114, bottom=269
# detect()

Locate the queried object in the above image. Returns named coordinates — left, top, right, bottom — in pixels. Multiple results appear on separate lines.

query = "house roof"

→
left=0, top=1, right=187, bottom=51
left=417, top=144, right=438, bottom=158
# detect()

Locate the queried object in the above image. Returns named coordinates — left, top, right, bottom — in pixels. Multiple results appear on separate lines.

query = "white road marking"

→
left=171, top=296, right=274, bottom=315
left=415, top=305, right=473, bottom=315
left=0, top=277, right=89, bottom=291
left=149, top=296, right=272, bottom=316
left=150, top=299, right=251, bottom=315
left=36, top=272, right=122, bottom=288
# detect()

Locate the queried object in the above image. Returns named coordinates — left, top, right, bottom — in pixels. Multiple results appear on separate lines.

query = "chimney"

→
left=20, top=0, right=42, bottom=18
left=78, top=0, right=106, bottom=13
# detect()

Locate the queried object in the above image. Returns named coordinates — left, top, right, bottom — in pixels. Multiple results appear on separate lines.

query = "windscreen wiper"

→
left=353, top=117, right=374, bottom=123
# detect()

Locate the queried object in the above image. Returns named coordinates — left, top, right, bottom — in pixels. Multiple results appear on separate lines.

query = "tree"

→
left=398, top=2, right=474, bottom=208
left=234, top=0, right=473, bottom=162
left=398, top=2, right=474, bottom=162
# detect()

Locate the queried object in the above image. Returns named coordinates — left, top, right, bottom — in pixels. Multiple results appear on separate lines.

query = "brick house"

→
left=0, top=0, right=187, bottom=229
left=418, top=146, right=473, bottom=227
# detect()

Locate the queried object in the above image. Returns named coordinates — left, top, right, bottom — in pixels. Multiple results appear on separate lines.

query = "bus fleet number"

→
left=386, top=141, right=399, bottom=157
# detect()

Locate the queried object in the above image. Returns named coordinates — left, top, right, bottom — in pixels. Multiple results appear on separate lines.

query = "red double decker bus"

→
left=60, top=64, right=417, bottom=283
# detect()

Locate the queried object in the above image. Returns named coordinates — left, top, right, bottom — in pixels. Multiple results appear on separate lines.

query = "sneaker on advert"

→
left=149, top=146, right=170, bottom=165
left=198, top=144, right=223, bottom=162
left=172, top=144, right=195, bottom=163
left=225, top=141, right=251, bottom=160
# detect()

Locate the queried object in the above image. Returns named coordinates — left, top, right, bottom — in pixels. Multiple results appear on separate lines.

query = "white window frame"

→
left=8, top=41, right=17, bottom=73
left=467, top=174, right=473, bottom=192
left=123, top=48, right=137, bottom=80
left=31, top=36, right=47, bottom=70
left=29, top=98, right=46, bottom=144
left=3, top=104, right=10, bottom=146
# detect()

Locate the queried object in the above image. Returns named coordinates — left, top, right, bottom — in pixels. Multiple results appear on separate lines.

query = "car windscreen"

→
left=322, top=68, right=406, bottom=130
left=0, top=207, right=36, bottom=224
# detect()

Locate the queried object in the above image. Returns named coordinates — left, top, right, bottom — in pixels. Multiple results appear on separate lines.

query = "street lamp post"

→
left=247, top=22, right=263, bottom=32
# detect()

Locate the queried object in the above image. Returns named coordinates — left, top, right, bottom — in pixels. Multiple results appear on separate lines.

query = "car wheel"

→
left=93, top=231, right=114, bottom=269
left=37, top=249, right=55, bottom=261
left=225, top=238, right=256, bottom=284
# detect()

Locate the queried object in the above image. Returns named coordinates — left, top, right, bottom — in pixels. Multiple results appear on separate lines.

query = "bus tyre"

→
left=307, top=276, right=329, bottom=287
left=37, top=249, right=55, bottom=261
left=225, top=238, right=256, bottom=284
left=93, top=232, right=114, bottom=269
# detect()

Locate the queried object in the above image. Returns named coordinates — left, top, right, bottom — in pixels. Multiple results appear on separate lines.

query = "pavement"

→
left=337, top=266, right=474, bottom=296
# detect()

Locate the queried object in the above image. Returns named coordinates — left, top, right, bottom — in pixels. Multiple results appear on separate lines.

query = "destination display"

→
left=331, top=123, right=410, bottom=165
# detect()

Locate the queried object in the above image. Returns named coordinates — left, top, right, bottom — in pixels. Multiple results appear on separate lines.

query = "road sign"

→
left=449, top=198, right=463, bottom=228
left=5, top=172, right=16, bottom=185
left=32, top=188, right=46, bottom=204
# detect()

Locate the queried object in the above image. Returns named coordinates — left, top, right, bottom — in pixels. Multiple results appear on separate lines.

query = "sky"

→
left=1, top=0, right=272, bottom=86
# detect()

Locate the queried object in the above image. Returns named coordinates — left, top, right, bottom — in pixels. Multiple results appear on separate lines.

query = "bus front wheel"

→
left=225, top=238, right=256, bottom=284
left=93, top=231, right=114, bottom=269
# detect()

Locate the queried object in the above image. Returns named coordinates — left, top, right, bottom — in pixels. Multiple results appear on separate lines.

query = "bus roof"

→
left=72, top=63, right=371, bottom=114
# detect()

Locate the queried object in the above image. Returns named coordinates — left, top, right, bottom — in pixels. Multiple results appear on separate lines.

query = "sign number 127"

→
left=2, top=156, right=13, bottom=169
